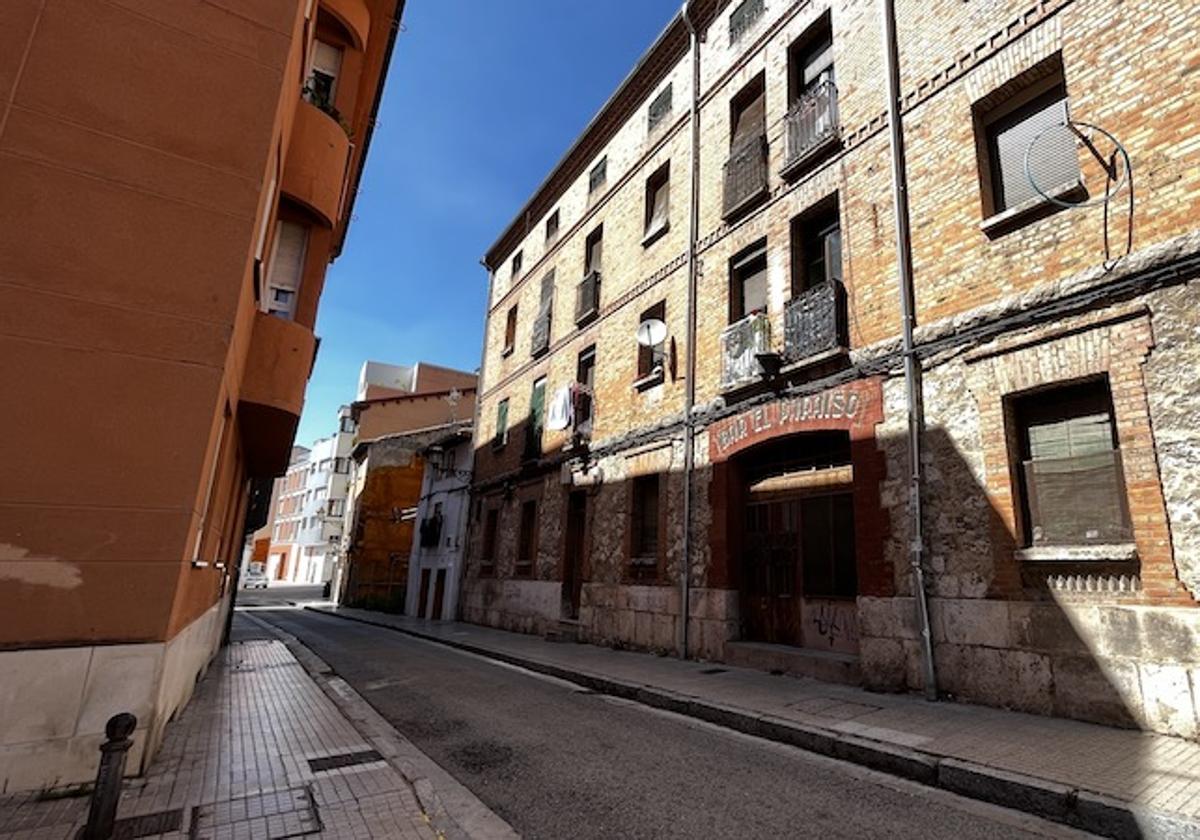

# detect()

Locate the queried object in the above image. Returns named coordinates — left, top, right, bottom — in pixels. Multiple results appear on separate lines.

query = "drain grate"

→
left=699, top=667, right=728, bottom=675
left=80, top=808, right=183, bottom=839
left=190, top=787, right=319, bottom=840
left=306, top=749, right=383, bottom=773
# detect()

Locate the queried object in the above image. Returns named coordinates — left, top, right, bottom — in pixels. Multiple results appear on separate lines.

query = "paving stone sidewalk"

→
left=0, top=614, right=506, bottom=840
left=312, top=605, right=1200, bottom=839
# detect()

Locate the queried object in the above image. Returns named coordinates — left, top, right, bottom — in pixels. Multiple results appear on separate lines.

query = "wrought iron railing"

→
left=576, top=271, right=601, bottom=324
left=723, top=134, right=769, bottom=219
left=783, top=279, right=847, bottom=364
left=1024, top=450, right=1132, bottom=546
left=783, top=80, right=840, bottom=174
left=720, top=312, right=771, bottom=390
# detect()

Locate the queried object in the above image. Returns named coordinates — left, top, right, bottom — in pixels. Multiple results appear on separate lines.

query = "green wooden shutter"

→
left=494, top=400, right=508, bottom=448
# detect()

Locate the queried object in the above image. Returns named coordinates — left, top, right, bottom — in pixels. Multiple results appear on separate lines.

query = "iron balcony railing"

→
left=723, top=134, right=769, bottom=219
left=720, top=312, right=771, bottom=390
left=576, top=271, right=601, bottom=324
left=783, top=279, right=848, bottom=364
left=1024, top=449, right=1132, bottom=546
left=782, top=80, right=840, bottom=176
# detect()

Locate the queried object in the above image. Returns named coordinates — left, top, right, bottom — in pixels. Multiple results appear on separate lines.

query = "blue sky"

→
left=297, top=0, right=680, bottom=444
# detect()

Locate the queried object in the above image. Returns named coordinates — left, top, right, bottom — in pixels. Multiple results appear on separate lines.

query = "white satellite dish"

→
left=636, top=318, right=667, bottom=347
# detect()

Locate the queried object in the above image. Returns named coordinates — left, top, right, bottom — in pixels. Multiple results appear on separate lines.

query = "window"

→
left=576, top=345, right=596, bottom=432
left=493, top=398, right=509, bottom=449
left=643, top=162, right=670, bottom=243
left=305, top=40, right=343, bottom=112
left=637, top=301, right=666, bottom=380
left=731, top=75, right=766, bottom=151
left=800, top=494, right=857, bottom=597
left=340, top=415, right=356, bottom=433
left=630, top=474, right=660, bottom=577
left=977, top=63, right=1079, bottom=218
left=525, top=377, right=546, bottom=457
left=480, top=508, right=498, bottom=574
left=516, top=499, right=538, bottom=576
left=729, top=0, right=765, bottom=44
left=545, top=210, right=560, bottom=243
left=265, top=220, right=308, bottom=319
left=648, top=84, right=672, bottom=133
left=788, top=17, right=834, bottom=103
left=1011, top=379, right=1131, bottom=547
left=790, top=198, right=842, bottom=294
left=503, top=305, right=517, bottom=356
left=585, top=226, right=603, bottom=276
left=334, top=457, right=349, bottom=474
left=589, top=157, right=607, bottom=195
left=531, top=272, right=554, bottom=357
left=328, top=499, right=345, bottom=517
left=730, top=240, right=768, bottom=322
left=512, top=250, right=523, bottom=278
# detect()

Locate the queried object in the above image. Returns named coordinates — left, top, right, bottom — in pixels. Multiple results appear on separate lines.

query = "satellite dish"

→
left=636, top=318, right=667, bottom=347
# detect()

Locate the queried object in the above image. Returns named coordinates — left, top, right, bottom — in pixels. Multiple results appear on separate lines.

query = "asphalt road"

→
left=235, top=583, right=326, bottom=608
left=255, top=608, right=1092, bottom=840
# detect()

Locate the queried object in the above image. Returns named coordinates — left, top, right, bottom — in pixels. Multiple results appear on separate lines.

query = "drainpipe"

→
left=679, top=1, right=701, bottom=659
left=879, top=0, right=937, bottom=699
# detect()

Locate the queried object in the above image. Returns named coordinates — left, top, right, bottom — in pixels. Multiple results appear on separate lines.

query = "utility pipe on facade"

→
left=679, top=1, right=702, bottom=659
left=879, top=0, right=937, bottom=699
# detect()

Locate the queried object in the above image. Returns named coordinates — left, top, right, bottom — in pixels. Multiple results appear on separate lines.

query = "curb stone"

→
left=307, top=605, right=1200, bottom=840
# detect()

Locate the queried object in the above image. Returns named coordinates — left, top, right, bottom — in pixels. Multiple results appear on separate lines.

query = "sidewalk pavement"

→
left=311, top=605, right=1200, bottom=840
left=0, top=613, right=515, bottom=840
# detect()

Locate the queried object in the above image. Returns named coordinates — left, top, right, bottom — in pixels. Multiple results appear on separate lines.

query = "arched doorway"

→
left=734, top=431, right=859, bottom=652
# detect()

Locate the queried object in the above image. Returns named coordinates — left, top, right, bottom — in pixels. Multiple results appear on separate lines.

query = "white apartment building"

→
left=406, top=425, right=473, bottom=620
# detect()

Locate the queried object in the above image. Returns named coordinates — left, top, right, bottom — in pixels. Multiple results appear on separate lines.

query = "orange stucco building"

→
left=0, top=0, right=403, bottom=791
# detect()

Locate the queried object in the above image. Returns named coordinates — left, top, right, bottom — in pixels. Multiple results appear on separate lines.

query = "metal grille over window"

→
left=647, top=84, right=673, bottom=133
left=729, top=0, right=765, bottom=44
left=784, top=279, right=847, bottom=363
left=784, top=79, right=839, bottom=173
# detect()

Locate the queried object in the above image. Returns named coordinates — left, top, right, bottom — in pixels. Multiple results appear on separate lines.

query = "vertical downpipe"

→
left=879, top=0, right=937, bottom=699
left=679, top=2, right=702, bottom=659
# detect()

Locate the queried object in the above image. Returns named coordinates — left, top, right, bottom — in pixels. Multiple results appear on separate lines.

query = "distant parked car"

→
left=243, top=568, right=269, bottom=589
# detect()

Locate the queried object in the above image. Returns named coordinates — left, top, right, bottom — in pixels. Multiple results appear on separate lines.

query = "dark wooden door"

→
left=741, top=498, right=802, bottom=645
left=431, top=569, right=446, bottom=620
left=417, top=568, right=431, bottom=618
left=563, top=491, right=587, bottom=619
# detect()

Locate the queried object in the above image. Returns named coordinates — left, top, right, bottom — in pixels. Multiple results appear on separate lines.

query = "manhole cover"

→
left=307, top=749, right=383, bottom=773
left=75, top=809, right=182, bottom=839
left=190, top=787, right=319, bottom=840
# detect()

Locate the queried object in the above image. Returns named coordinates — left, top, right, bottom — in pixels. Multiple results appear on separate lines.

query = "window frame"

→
left=628, top=473, right=664, bottom=581
left=588, top=157, right=607, bottom=195
left=729, top=240, right=769, bottom=323
left=545, top=209, right=560, bottom=243
left=790, top=196, right=842, bottom=296
left=503, top=305, right=518, bottom=357
left=647, top=84, right=673, bottom=133
left=643, top=162, right=671, bottom=246
left=493, top=398, right=509, bottom=450
left=636, top=301, right=667, bottom=383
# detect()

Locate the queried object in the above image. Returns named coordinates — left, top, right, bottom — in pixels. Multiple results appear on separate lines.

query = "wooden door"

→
left=740, top=498, right=802, bottom=645
left=417, top=568, right=431, bottom=619
left=562, top=491, right=587, bottom=619
left=432, top=569, right=446, bottom=620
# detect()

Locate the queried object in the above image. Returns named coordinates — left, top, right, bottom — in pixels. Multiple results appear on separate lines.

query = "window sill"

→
left=980, top=179, right=1084, bottom=238
left=633, top=367, right=665, bottom=392
left=1015, top=543, right=1138, bottom=564
left=501, top=345, right=514, bottom=359
left=642, top=222, right=669, bottom=248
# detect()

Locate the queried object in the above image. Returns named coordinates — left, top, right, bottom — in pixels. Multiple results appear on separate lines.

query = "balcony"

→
left=238, top=312, right=316, bottom=477
left=576, top=271, right=601, bottom=325
left=1024, top=450, right=1133, bottom=546
left=322, top=0, right=370, bottom=49
left=722, top=134, right=769, bottom=220
left=282, top=98, right=351, bottom=226
left=720, top=312, right=771, bottom=390
left=780, top=80, right=840, bottom=180
left=783, top=280, right=848, bottom=365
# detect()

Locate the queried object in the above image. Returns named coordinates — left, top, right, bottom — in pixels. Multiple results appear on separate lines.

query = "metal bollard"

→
left=81, top=712, right=137, bottom=840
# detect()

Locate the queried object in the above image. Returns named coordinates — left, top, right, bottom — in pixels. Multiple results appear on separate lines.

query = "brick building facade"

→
left=464, top=0, right=1200, bottom=737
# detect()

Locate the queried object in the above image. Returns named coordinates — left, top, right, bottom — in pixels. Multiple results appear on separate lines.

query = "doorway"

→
left=432, top=569, right=446, bottom=620
left=562, top=490, right=588, bottom=619
left=417, top=568, right=431, bottom=618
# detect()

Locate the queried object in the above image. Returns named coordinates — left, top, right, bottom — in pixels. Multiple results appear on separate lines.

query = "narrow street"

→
left=252, top=607, right=1089, bottom=840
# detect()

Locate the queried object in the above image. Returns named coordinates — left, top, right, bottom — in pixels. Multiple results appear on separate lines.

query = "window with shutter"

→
left=648, top=85, right=673, bottom=133
left=306, top=41, right=343, bottom=111
left=531, top=273, right=554, bottom=356
left=589, top=157, right=607, bottom=195
left=731, top=78, right=766, bottom=150
left=493, top=399, right=509, bottom=449
left=643, top=162, right=671, bottom=242
left=503, top=306, right=517, bottom=355
left=576, top=346, right=596, bottom=430
left=266, top=220, right=308, bottom=319
left=526, top=377, right=546, bottom=457
left=1011, top=379, right=1131, bottom=547
left=585, top=226, right=603, bottom=274
left=730, top=241, right=768, bottom=322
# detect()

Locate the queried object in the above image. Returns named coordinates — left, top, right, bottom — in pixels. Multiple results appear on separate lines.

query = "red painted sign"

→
left=708, top=382, right=878, bottom=460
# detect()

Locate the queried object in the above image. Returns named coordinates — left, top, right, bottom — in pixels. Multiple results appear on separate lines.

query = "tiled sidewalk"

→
left=0, top=620, right=444, bottom=840
left=313, top=606, right=1200, bottom=836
